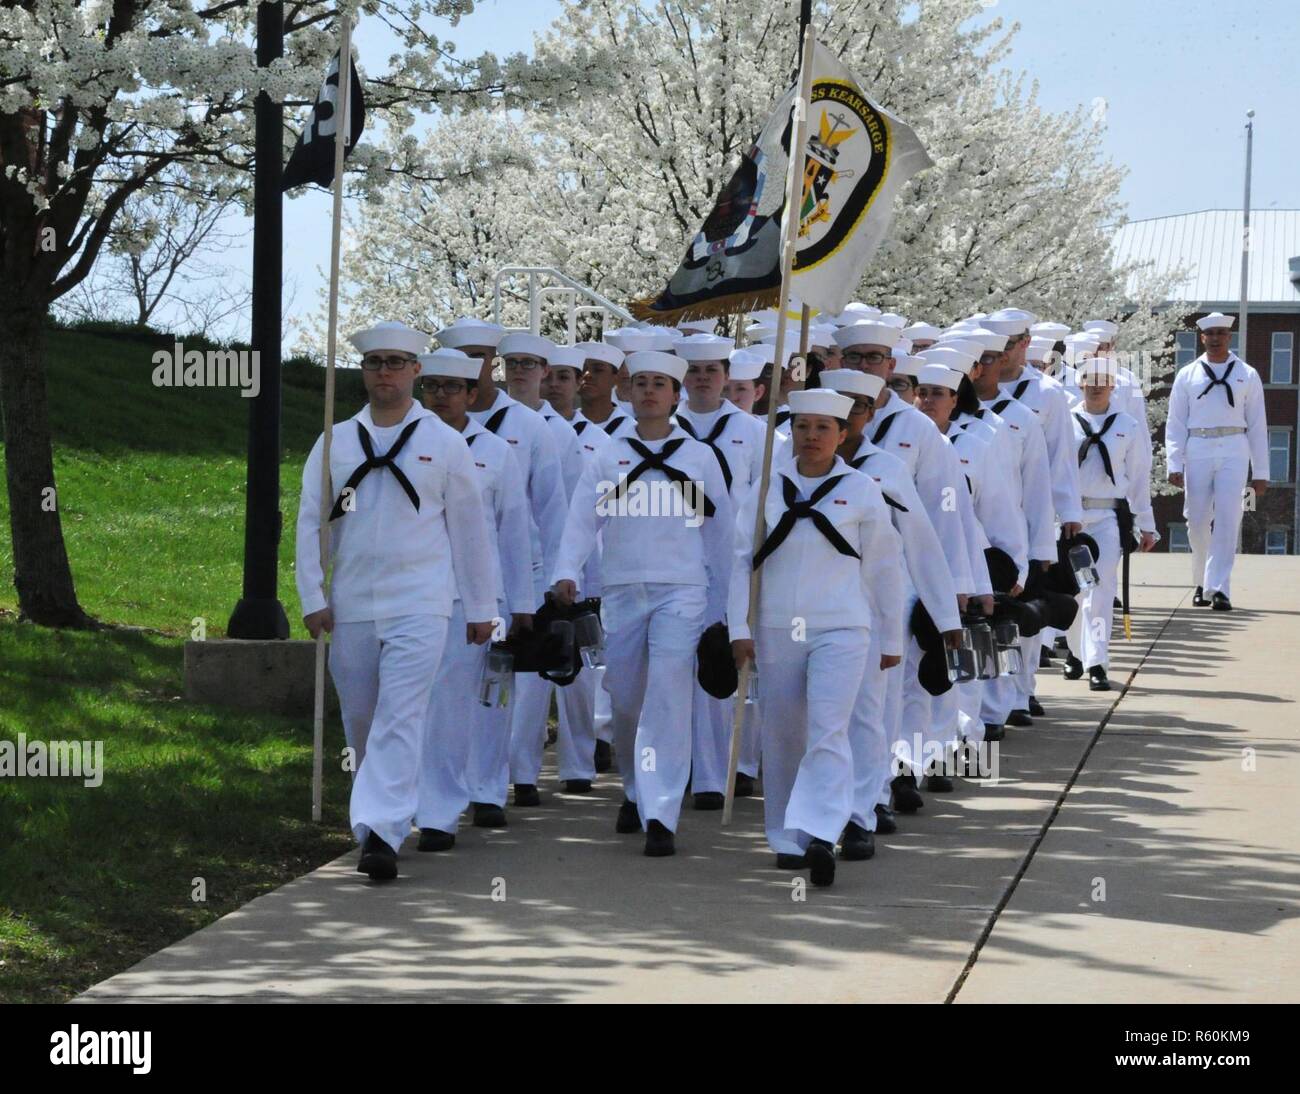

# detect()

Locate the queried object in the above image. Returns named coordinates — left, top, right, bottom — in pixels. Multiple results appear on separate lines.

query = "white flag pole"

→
left=723, top=26, right=816, bottom=826
left=313, top=10, right=354, bottom=823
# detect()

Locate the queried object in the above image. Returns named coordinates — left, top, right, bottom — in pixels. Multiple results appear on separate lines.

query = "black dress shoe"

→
left=734, top=772, right=756, bottom=798
left=776, top=853, right=808, bottom=869
left=1006, top=709, right=1033, bottom=727
left=563, top=779, right=592, bottom=793
left=1192, top=586, right=1209, bottom=606
left=513, top=783, right=540, bottom=807
left=1063, top=654, right=1084, bottom=680
left=1053, top=635, right=1070, bottom=651
left=839, top=822, right=876, bottom=861
left=417, top=828, right=456, bottom=852
left=615, top=799, right=642, bottom=833
left=593, top=739, right=612, bottom=773
left=471, top=802, right=507, bottom=828
left=891, top=773, right=925, bottom=813
left=644, top=819, right=675, bottom=857
left=357, top=833, right=398, bottom=880
left=1089, top=666, right=1112, bottom=691
left=924, top=772, right=954, bottom=792
left=693, top=791, right=725, bottom=811
left=1113, top=596, right=1123, bottom=610
left=1211, top=591, right=1232, bottom=611
left=874, top=804, right=898, bottom=834
left=806, top=838, right=836, bottom=887
left=1038, top=647, right=1054, bottom=667
left=1028, top=695, right=1045, bottom=717
left=983, top=722, right=1005, bottom=742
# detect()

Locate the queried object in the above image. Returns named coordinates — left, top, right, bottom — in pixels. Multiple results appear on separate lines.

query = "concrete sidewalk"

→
left=79, top=556, right=1300, bottom=1003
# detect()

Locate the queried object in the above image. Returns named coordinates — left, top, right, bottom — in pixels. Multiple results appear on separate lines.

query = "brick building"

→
left=1112, top=209, right=1300, bottom=556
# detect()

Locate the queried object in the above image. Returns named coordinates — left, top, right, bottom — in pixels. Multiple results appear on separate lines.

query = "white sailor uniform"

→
left=1067, top=407, right=1154, bottom=669
left=417, top=417, right=534, bottom=833
left=552, top=424, right=733, bottom=832
left=729, top=458, right=904, bottom=856
left=1165, top=352, right=1269, bottom=598
left=295, top=403, right=497, bottom=853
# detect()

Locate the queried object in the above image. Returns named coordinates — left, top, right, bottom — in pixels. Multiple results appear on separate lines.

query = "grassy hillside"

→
left=0, top=324, right=367, bottom=636
left=0, top=324, right=361, bottom=1001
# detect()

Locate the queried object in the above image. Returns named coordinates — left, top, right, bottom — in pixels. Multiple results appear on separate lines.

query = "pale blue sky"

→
left=252, top=0, right=1299, bottom=345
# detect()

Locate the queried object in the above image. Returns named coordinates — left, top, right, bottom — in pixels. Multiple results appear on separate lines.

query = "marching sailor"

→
left=730, top=388, right=904, bottom=887
left=295, top=321, right=497, bottom=880
left=1165, top=313, right=1270, bottom=610
left=442, top=322, right=568, bottom=827
left=724, top=348, right=769, bottom=415
left=817, top=369, right=962, bottom=853
left=414, top=347, right=535, bottom=847
left=1062, top=357, right=1158, bottom=689
left=576, top=340, right=633, bottom=438
left=834, top=320, right=979, bottom=808
left=551, top=351, right=733, bottom=857
left=673, top=332, right=767, bottom=806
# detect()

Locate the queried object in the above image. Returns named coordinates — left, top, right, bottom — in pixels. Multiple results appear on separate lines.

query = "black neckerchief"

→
left=573, top=420, right=589, bottom=436
left=330, top=418, right=422, bottom=521
left=775, top=408, right=792, bottom=428
left=1197, top=358, right=1236, bottom=407
left=1075, top=411, right=1118, bottom=483
left=612, top=437, right=716, bottom=518
left=871, top=408, right=902, bottom=446
left=752, top=473, right=861, bottom=569
left=847, top=450, right=908, bottom=511
left=483, top=404, right=510, bottom=435
left=602, top=413, right=629, bottom=436
left=677, top=411, right=735, bottom=492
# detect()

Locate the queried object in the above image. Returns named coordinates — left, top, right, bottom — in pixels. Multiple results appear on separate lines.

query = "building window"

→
left=1266, top=528, right=1289, bottom=555
left=1167, top=523, right=1191, bottom=552
left=1175, top=331, right=1197, bottom=367
left=1272, top=332, right=1294, bottom=384
left=1269, top=429, right=1291, bottom=483
left=1229, top=332, right=1240, bottom=356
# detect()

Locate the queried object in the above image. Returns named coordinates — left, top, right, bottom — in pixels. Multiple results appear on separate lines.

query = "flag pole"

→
left=313, top=9, right=354, bottom=823
left=723, top=23, right=816, bottom=826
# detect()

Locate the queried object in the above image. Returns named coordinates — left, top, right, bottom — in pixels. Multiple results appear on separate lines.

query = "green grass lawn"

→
left=0, top=325, right=364, bottom=1002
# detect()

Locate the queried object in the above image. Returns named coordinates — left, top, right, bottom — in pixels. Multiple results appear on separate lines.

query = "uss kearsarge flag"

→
left=632, top=40, right=932, bottom=323
left=282, top=48, right=366, bottom=192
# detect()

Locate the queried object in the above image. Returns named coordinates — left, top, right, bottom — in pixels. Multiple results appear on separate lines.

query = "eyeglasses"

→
left=421, top=379, right=468, bottom=395
left=979, top=352, right=1001, bottom=365
left=841, top=351, right=889, bottom=367
left=849, top=399, right=875, bottom=415
left=504, top=357, right=544, bottom=371
left=360, top=355, right=416, bottom=371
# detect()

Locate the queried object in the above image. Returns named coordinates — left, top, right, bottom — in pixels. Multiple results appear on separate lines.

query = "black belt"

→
left=330, top=419, right=422, bottom=521
left=752, top=473, right=860, bottom=569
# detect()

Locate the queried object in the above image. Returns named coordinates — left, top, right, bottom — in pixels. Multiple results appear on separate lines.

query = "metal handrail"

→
left=491, top=265, right=635, bottom=342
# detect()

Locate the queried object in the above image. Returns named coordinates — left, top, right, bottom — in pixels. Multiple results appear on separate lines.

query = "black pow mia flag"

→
left=282, top=50, right=366, bottom=192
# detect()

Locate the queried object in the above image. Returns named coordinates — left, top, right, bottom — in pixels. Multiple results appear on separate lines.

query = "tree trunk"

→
left=0, top=304, right=95, bottom=628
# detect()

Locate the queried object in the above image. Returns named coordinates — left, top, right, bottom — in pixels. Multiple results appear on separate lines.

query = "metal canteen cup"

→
left=965, top=620, right=999, bottom=681
left=479, top=646, right=514, bottom=709
left=946, top=632, right=978, bottom=683
left=572, top=610, right=605, bottom=670
left=993, top=620, right=1023, bottom=676
left=1068, top=543, right=1099, bottom=589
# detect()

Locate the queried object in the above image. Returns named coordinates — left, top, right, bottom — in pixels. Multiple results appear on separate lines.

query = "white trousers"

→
left=690, top=684, right=733, bottom=794
left=507, top=669, right=599, bottom=787
left=416, top=601, right=485, bottom=833
left=848, top=632, right=891, bottom=832
left=1184, top=455, right=1250, bottom=597
left=594, top=666, right=613, bottom=743
left=981, top=672, right=1018, bottom=728
left=330, top=614, right=448, bottom=852
left=1015, top=631, right=1042, bottom=707
left=900, top=636, right=961, bottom=772
left=1068, top=512, right=1121, bottom=670
left=463, top=603, right=512, bottom=808
left=738, top=695, right=762, bottom=779
left=756, top=625, right=867, bottom=855
left=604, top=582, right=707, bottom=832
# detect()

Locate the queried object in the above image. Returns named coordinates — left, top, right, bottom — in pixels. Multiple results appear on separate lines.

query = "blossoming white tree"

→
left=338, top=0, right=1185, bottom=494
left=0, top=0, right=612, bottom=625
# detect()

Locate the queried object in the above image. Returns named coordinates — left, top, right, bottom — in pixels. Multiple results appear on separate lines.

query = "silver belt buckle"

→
left=1082, top=497, right=1118, bottom=510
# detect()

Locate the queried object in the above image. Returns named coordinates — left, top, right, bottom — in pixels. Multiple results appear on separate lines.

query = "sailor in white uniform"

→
left=724, top=348, right=769, bottom=415
left=1062, top=357, right=1158, bottom=689
left=672, top=333, right=767, bottom=807
left=295, top=322, right=497, bottom=880
left=448, top=325, right=568, bottom=827
left=817, top=369, right=962, bottom=853
left=413, top=347, right=535, bottom=849
left=834, top=321, right=981, bottom=809
left=552, top=351, right=733, bottom=858
left=730, top=388, right=904, bottom=887
left=1165, top=312, right=1270, bottom=609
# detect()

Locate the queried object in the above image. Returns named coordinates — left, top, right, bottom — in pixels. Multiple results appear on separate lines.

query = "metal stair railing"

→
left=492, top=266, right=635, bottom=342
